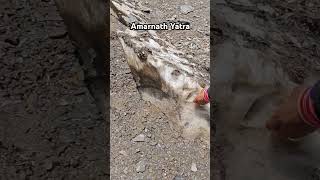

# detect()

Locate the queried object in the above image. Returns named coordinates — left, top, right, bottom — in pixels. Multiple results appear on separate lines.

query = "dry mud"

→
left=212, top=0, right=320, bottom=179
left=1, top=0, right=108, bottom=179
left=110, top=0, right=210, bottom=179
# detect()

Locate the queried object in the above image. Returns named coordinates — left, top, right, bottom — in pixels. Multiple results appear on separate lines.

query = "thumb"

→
left=266, top=117, right=282, bottom=131
left=193, top=91, right=204, bottom=104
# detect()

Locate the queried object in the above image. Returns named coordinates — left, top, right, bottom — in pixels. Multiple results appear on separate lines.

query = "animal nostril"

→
left=137, top=47, right=151, bottom=62
left=138, top=52, right=148, bottom=61
left=184, top=122, right=190, bottom=127
left=171, top=69, right=181, bottom=76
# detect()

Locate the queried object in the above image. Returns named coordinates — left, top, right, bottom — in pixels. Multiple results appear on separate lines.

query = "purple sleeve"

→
left=310, top=81, right=320, bottom=119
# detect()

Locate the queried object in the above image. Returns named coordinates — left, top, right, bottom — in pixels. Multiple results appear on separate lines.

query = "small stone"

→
left=59, top=99, right=69, bottom=106
left=135, top=149, right=141, bottom=153
left=150, top=141, right=157, bottom=146
left=45, top=161, right=53, bottom=171
left=189, top=42, right=198, bottom=49
left=127, top=14, right=138, bottom=24
left=132, top=134, right=145, bottom=142
left=177, top=19, right=191, bottom=25
left=146, top=154, right=152, bottom=159
left=186, top=55, right=193, bottom=59
left=142, top=8, right=151, bottom=13
left=167, top=15, right=177, bottom=21
left=119, top=150, right=127, bottom=156
left=136, top=160, right=146, bottom=173
left=191, top=163, right=197, bottom=172
left=124, top=167, right=128, bottom=174
left=173, top=175, right=185, bottom=180
left=179, top=5, right=194, bottom=14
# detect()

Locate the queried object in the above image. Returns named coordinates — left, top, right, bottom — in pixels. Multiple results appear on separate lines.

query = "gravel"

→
left=132, top=134, right=146, bottom=142
left=136, top=160, right=147, bottom=173
left=179, top=5, right=194, bottom=14
left=191, top=163, right=198, bottom=172
left=1, top=0, right=107, bottom=179
left=110, top=0, right=210, bottom=179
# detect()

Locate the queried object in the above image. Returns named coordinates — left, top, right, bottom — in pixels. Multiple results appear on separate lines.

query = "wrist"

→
left=298, top=87, right=320, bottom=128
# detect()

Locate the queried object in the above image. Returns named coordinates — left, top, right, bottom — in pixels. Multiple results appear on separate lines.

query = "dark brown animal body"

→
left=54, top=0, right=108, bottom=76
left=54, top=0, right=109, bottom=114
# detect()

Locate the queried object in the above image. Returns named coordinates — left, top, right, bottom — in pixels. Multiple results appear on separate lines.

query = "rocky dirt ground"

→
left=212, top=0, right=320, bottom=179
left=3, top=0, right=319, bottom=179
left=110, top=0, right=210, bottom=179
left=0, top=0, right=107, bottom=179
left=213, top=0, right=320, bottom=83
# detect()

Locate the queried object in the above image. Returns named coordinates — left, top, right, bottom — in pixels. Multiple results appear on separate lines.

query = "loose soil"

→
left=110, top=0, right=210, bottom=179
left=0, top=1, right=108, bottom=179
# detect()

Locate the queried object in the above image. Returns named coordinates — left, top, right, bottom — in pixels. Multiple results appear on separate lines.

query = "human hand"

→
left=193, top=88, right=210, bottom=105
left=266, top=86, right=317, bottom=139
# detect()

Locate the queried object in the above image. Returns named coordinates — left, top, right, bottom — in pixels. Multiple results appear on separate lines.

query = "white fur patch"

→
left=118, top=30, right=210, bottom=141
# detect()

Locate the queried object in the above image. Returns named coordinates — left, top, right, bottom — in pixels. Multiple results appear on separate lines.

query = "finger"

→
left=193, top=94, right=204, bottom=104
left=194, top=97, right=202, bottom=103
